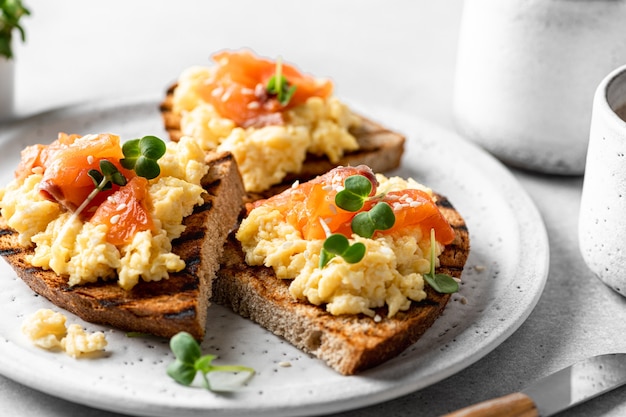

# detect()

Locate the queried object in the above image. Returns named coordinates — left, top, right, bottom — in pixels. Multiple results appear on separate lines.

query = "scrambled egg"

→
left=173, top=66, right=361, bottom=192
left=0, top=137, right=207, bottom=290
left=236, top=175, right=443, bottom=317
left=21, top=309, right=107, bottom=358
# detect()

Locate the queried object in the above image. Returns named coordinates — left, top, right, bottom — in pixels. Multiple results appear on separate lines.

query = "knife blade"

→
left=442, top=353, right=626, bottom=417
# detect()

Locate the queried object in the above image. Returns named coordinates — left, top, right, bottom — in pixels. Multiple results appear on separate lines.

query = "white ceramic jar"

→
left=0, top=56, right=14, bottom=121
left=579, top=64, right=626, bottom=295
left=453, top=0, right=626, bottom=175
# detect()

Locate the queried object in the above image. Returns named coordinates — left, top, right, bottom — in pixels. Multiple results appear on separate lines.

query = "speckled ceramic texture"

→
left=579, top=65, right=626, bottom=295
left=0, top=98, right=549, bottom=417
left=453, top=0, right=626, bottom=175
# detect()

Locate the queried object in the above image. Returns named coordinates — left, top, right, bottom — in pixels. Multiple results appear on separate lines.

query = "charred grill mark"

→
left=0, top=228, right=16, bottom=236
left=440, top=265, right=465, bottom=273
left=0, top=247, right=22, bottom=256
left=97, top=299, right=123, bottom=308
left=182, top=256, right=201, bottom=277
left=192, top=201, right=213, bottom=214
left=165, top=307, right=196, bottom=320
left=436, top=197, right=453, bottom=209
left=452, top=224, right=469, bottom=233
left=180, top=279, right=199, bottom=292
left=173, top=230, right=205, bottom=245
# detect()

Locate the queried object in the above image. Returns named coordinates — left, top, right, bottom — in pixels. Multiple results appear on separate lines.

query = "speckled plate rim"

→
left=0, top=97, right=549, bottom=417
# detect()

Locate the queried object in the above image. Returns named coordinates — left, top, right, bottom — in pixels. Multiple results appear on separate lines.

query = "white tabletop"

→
left=2, top=1, right=626, bottom=416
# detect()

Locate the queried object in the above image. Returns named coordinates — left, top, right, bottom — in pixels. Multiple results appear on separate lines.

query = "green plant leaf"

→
left=319, top=248, right=333, bottom=268
left=139, top=135, right=167, bottom=160
left=169, top=332, right=202, bottom=365
left=121, top=139, right=141, bottom=159
left=320, top=234, right=366, bottom=268
left=335, top=175, right=372, bottom=212
left=88, top=169, right=105, bottom=188
left=266, top=57, right=297, bottom=106
left=342, top=242, right=366, bottom=263
left=167, top=332, right=255, bottom=391
left=351, top=202, right=395, bottom=238
left=120, top=136, right=165, bottom=179
left=194, top=354, right=217, bottom=374
left=0, top=0, right=30, bottom=59
left=166, top=360, right=197, bottom=386
left=424, top=228, right=458, bottom=294
left=323, top=233, right=350, bottom=255
left=134, top=156, right=160, bottom=180
left=424, top=273, right=459, bottom=294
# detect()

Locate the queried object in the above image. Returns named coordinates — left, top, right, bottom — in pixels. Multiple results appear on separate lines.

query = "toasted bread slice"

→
left=0, top=152, right=245, bottom=340
left=212, top=194, right=470, bottom=375
left=160, top=84, right=405, bottom=199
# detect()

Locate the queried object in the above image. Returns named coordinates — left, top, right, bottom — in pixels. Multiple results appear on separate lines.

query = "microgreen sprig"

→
left=54, top=135, right=167, bottom=251
left=423, top=228, right=459, bottom=294
left=68, top=160, right=127, bottom=220
left=72, top=136, right=166, bottom=221
left=167, top=332, right=255, bottom=391
left=351, top=202, right=395, bottom=239
left=319, top=233, right=366, bottom=268
left=120, top=135, right=166, bottom=180
left=266, top=57, right=297, bottom=106
left=334, top=175, right=373, bottom=212
left=319, top=174, right=397, bottom=268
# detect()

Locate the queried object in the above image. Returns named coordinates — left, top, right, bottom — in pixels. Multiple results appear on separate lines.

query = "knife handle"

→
left=442, top=392, right=539, bottom=417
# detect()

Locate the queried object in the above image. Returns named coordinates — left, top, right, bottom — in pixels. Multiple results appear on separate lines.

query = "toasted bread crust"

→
left=160, top=84, right=405, bottom=200
left=0, top=152, right=245, bottom=340
left=213, top=194, right=470, bottom=375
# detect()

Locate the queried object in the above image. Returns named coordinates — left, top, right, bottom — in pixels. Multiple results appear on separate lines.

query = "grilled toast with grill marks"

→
left=212, top=193, right=470, bottom=375
left=160, top=84, right=405, bottom=200
left=0, top=152, right=244, bottom=340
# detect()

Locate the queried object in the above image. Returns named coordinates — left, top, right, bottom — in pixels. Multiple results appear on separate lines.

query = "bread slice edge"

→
left=213, top=193, right=470, bottom=375
left=0, top=151, right=245, bottom=340
left=160, top=84, right=406, bottom=200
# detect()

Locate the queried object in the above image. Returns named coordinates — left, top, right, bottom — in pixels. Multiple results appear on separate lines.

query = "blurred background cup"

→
left=453, top=0, right=626, bottom=175
left=579, top=64, right=626, bottom=295
left=0, top=56, right=14, bottom=122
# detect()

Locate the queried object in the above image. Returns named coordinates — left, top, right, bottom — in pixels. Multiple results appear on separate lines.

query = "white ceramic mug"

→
left=579, top=64, right=626, bottom=295
left=453, top=0, right=626, bottom=175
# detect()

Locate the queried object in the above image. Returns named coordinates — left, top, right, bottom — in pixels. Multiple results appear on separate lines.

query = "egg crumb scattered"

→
left=21, top=309, right=107, bottom=358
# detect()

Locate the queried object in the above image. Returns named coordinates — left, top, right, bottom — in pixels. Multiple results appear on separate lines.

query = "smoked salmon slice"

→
left=197, top=49, right=333, bottom=128
left=34, top=133, right=136, bottom=215
left=14, top=133, right=151, bottom=242
left=250, top=166, right=455, bottom=244
left=90, top=176, right=154, bottom=245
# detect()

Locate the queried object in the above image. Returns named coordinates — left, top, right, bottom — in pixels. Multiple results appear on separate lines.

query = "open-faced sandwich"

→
left=213, top=164, right=470, bottom=375
left=160, top=49, right=405, bottom=198
left=0, top=132, right=245, bottom=340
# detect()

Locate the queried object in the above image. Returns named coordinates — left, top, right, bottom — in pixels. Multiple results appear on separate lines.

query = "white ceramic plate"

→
left=0, top=98, right=549, bottom=417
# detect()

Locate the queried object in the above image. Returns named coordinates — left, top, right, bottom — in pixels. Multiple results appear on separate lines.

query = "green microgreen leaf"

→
left=167, top=332, right=255, bottom=391
left=319, top=234, right=366, bottom=268
left=351, top=202, right=395, bottom=239
left=121, top=139, right=141, bottom=161
left=120, top=135, right=166, bottom=180
left=423, top=229, right=459, bottom=294
left=134, top=158, right=161, bottom=180
left=335, top=175, right=373, bottom=212
left=170, top=331, right=202, bottom=365
left=139, top=135, right=167, bottom=160
left=266, top=57, right=297, bottom=106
